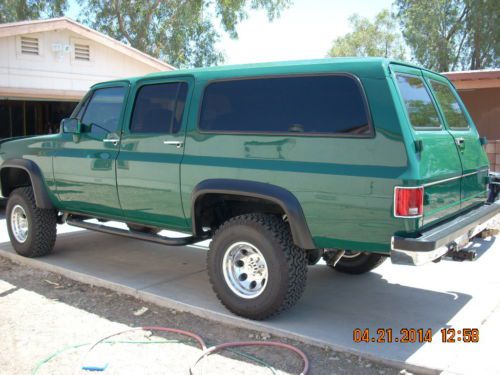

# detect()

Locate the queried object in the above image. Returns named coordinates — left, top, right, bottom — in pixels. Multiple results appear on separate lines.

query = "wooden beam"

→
left=0, top=87, right=85, bottom=101
left=453, top=79, right=500, bottom=90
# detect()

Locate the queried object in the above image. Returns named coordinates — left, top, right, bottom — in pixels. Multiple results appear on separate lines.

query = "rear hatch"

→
left=391, top=64, right=489, bottom=226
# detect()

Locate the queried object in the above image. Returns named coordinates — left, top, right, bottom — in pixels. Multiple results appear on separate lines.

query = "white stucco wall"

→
left=0, top=29, right=165, bottom=97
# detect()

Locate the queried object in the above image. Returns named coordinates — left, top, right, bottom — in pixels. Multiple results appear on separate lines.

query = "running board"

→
left=66, top=217, right=208, bottom=246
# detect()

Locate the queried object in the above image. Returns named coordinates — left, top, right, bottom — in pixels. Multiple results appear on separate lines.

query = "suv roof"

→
left=92, top=58, right=434, bottom=89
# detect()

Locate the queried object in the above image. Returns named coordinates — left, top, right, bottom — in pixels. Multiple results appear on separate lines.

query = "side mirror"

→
left=61, top=118, right=81, bottom=134
left=480, top=137, right=488, bottom=146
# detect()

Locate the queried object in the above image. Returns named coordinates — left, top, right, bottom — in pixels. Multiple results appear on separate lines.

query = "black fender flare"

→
left=0, top=159, right=54, bottom=209
left=192, top=179, right=315, bottom=249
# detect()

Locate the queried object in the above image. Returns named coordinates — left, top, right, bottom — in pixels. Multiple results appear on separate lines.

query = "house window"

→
left=74, top=43, right=90, bottom=61
left=20, top=36, right=39, bottom=55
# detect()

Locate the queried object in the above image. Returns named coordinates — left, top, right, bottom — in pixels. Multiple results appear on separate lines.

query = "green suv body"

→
left=1, top=58, right=498, bottom=319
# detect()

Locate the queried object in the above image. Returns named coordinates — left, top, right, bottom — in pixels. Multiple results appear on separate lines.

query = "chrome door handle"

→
left=163, top=141, right=184, bottom=149
left=455, top=137, right=465, bottom=147
left=103, top=138, right=120, bottom=146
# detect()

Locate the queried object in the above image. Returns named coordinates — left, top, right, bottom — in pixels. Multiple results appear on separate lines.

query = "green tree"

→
left=327, top=9, right=407, bottom=60
left=77, top=0, right=291, bottom=68
left=0, top=0, right=67, bottom=23
left=395, top=0, right=499, bottom=71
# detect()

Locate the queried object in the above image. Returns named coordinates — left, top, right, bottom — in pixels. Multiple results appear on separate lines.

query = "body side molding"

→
left=191, top=179, right=315, bottom=249
left=0, top=159, right=54, bottom=208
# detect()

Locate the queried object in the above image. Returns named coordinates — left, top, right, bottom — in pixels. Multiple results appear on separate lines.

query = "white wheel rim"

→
left=222, top=241, right=268, bottom=299
left=11, top=205, right=29, bottom=243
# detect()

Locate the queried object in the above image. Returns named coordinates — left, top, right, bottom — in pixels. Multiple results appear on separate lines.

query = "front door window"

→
left=81, top=87, right=126, bottom=138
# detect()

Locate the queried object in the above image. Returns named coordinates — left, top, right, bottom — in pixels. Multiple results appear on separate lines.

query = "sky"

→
left=216, top=0, right=394, bottom=64
left=67, top=0, right=394, bottom=65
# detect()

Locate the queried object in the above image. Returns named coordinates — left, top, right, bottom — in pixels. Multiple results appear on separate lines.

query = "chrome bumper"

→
left=391, top=201, right=500, bottom=266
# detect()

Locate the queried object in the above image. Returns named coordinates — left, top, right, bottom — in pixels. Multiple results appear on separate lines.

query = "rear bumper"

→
left=391, top=201, right=500, bottom=265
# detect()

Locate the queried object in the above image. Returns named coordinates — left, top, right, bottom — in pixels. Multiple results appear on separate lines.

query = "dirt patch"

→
left=0, top=256, right=407, bottom=375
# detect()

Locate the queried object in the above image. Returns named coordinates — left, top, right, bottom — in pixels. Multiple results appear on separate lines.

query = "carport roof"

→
left=443, top=69, right=500, bottom=90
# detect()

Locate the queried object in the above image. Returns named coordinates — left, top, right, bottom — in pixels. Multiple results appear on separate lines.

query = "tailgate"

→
left=423, top=70, right=490, bottom=212
left=392, top=64, right=463, bottom=225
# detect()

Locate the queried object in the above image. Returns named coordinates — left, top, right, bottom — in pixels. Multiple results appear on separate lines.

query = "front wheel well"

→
left=0, top=160, right=54, bottom=209
left=1, top=167, right=32, bottom=197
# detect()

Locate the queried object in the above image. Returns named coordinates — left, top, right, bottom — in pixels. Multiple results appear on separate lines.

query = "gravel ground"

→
left=0, top=256, right=407, bottom=375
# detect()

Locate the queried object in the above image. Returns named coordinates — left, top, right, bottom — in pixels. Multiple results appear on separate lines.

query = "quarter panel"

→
left=182, top=75, right=410, bottom=252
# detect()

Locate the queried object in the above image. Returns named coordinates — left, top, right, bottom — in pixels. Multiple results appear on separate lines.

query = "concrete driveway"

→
left=1, top=210, right=499, bottom=375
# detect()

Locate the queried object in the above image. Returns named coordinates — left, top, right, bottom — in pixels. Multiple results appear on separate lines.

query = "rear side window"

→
left=81, top=87, right=126, bottom=135
left=429, top=80, right=469, bottom=129
left=199, top=75, right=371, bottom=136
left=396, top=74, right=441, bottom=129
left=130, top=82, right=188, bottom=134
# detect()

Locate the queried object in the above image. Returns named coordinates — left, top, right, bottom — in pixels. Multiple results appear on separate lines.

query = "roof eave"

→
left=0, top=17, right=176, bottom=72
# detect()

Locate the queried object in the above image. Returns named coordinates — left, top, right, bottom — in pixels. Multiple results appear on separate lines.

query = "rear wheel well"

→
left=1, top=168, right=32, bottom=197
left=194, top=194, right=286, bottom=233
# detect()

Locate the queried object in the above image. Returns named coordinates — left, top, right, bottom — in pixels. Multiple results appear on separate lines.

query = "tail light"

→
left=394, top=186, right=424, bottom=218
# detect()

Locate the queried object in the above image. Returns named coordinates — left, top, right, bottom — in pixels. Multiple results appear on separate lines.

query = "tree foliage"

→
left=327, top=9, right=406, bottom=60
left=0, top=0, right=67, bottom=23
left=395, top=0, right=499, bottom=71
left=76, top=0, right=291, bottom=68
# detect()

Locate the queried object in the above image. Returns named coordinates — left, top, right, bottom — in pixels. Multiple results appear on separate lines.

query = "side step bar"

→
left=66, top=216, right=209, bottom=246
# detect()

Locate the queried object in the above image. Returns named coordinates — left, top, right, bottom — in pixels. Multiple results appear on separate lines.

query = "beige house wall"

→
left=0, top=18, right=174, bottom=139
left=459, top=88, right=500, bottom=172
left=445, top=71, right=500, bottom=173
left=458, top=88, right=500, bottom=141
left=0, top=28, right=170, bottom=101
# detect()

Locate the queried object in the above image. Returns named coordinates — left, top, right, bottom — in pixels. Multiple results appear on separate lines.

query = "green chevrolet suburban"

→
left=1, top=58, right=498, bottom=320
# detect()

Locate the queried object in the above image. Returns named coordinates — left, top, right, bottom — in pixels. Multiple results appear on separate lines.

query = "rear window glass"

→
left=199, top=75, right=371, bottom=136
left=396, top=74, right=441, bottom=129
left=130, top=82, right=188, bottom=134
left=429, top=80, right=469, bottom=129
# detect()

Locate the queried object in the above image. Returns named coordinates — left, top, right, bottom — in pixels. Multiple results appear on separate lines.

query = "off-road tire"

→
left=127, top=223, right=161, bottom=235
left=207, top=213, right=308, bottom=320
left=330, top=252, right=387, bottom=274
left=6, top=187, right=57, bottom=257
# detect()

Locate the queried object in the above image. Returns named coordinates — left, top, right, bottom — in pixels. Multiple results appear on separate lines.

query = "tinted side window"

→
left=199, top=75, right=370, bottom=135
left=81, top=87, right=126, bottom=135
left=396, top=74, right=441, bottom=129
left=429, top=80, right=469, bottom=129
left=130, top=82, right=188, bottom=134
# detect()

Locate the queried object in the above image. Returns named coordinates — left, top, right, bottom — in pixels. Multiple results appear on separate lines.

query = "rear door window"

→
left=130, top=82, right=188, bottom=134
left=429, top=80, right=469, bottom=129
left=199, top=75, right=371, bottom=136
left=396, top=74, right=441, bottom=129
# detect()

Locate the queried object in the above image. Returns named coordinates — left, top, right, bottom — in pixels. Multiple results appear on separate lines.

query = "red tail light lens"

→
left=394, top=187, right=424, bottom=217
